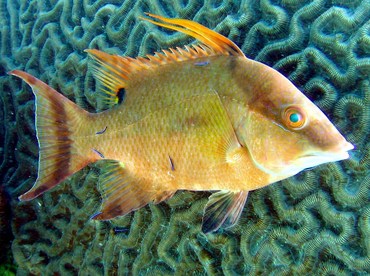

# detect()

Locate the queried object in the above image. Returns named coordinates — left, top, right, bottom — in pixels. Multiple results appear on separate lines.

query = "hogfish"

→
left=9, top=14, right=353, bottom=233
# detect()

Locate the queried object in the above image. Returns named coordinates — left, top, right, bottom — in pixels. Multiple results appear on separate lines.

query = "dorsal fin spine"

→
left=142, top=13, right=244, bottom=57
left=86, top=14, right=245, bottom=107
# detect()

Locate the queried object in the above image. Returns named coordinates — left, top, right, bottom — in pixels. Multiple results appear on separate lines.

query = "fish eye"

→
left=282, top=106, right=306, bottom=130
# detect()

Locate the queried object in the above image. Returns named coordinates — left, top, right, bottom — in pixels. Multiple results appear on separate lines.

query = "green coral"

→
left=0, top=0, right=369, bottom=275
left=0, top=187, right=16, bottom=276
left=0, top=263, right=16, bottom=276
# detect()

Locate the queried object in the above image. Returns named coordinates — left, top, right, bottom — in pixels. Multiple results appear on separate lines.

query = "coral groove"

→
left=0, top=0, right=369, bottom=274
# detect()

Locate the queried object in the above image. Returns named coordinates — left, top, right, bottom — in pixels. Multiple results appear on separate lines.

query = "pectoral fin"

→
left=202, top=190, right=248, bottom=233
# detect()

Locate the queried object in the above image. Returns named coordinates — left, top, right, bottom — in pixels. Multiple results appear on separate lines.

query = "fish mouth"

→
left=299, top=141, right=354, bottom=168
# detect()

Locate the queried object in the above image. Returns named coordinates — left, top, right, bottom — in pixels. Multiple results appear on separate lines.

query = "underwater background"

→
left=0, top=0, right=369, bottom=275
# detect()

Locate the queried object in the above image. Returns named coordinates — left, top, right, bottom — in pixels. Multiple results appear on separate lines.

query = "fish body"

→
left=10, top=14, right=353, bottom=233
left=80, top=55, right=267, bottom=191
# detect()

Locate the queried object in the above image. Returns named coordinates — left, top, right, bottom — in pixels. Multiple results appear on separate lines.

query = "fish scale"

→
left=9, top=13, right=353, bottom=233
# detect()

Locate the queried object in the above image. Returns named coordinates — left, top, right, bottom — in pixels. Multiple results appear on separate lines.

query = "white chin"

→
left=298, top=151, right=350, bottom=169
left=275, top=151, right=351, bottom=179
left=254, top=148, right=352, bottom=181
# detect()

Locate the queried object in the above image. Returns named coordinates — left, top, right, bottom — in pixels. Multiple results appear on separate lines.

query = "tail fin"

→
left=9, top=70, right=94, bottom=201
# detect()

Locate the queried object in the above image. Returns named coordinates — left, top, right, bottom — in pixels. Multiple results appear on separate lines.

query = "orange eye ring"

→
left=282, top=106, right=307, bottom=130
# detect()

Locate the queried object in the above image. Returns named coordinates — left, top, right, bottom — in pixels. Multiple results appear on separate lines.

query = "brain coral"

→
left=1, top=0, right=369, bottom=274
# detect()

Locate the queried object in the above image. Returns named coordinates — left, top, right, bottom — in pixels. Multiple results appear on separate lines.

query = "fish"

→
left=9, top=13, right=354, bottom=233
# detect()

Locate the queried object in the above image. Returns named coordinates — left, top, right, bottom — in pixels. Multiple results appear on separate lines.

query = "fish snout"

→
left=294, top=137, right=354, bottom=171
left=326, top=140, right=354, bottom=161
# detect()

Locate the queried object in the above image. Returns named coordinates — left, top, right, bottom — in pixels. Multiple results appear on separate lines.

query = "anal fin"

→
left=92, top=161, right=171, bottom=220
left=202, top=190, right=248, bottom=233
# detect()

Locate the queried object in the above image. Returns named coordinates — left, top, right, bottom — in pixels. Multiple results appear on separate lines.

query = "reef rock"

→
left=0, top=0, right=369, bottom=274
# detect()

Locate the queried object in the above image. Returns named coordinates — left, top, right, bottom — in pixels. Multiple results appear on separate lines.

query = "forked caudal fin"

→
left=9, top=70, right=94, bottom=201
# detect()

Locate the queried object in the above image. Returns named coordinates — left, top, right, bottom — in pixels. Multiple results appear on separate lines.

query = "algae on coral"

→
left=0, top=0, right=369, bottom=274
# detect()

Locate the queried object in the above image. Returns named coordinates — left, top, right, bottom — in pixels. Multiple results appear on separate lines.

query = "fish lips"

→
left=298, top=141, right=354, bottom=168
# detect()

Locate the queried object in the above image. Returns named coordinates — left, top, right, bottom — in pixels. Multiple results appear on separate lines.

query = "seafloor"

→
left=0, top=0, right=369, bottom=275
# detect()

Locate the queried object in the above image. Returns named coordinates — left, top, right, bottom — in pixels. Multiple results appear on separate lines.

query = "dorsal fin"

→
left=85, top=14, right=245, bottom=106
left=141, top=13, right=245, bottom=57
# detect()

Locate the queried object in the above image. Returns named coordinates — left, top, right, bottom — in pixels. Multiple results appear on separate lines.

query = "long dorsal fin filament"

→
left=141, top=13, right=245, bottom=57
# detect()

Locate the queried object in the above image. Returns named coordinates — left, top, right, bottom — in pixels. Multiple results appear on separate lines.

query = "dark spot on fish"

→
left=117, top=88, right=126, bottom=104
left=184, top=115, right=204, bottom=128
left=168, top=155, right=175, bottom=171
left=194, top=61, right=210, bottom=66
left=96, top=126, right=107, bottom=135
left=92, top=148, right=105, bottom=159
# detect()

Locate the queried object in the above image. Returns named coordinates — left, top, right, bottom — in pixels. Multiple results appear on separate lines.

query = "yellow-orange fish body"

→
left=10, top=14, right=353, bottom=233
left=85, top=56, right=264, bottom=189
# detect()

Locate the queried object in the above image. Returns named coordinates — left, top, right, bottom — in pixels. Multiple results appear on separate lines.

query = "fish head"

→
left=238, top=62, right=354, bottom=181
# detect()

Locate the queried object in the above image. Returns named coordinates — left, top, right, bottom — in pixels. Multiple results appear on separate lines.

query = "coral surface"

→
left=0, top=0, right=369, bottom=274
